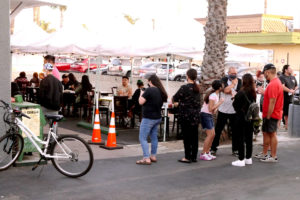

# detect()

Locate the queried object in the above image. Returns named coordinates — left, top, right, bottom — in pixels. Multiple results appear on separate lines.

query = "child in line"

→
left=200, top=80, right=224, bottom=161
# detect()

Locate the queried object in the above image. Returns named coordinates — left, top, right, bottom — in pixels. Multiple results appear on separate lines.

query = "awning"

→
left=10, top=0, right=66, bottom=19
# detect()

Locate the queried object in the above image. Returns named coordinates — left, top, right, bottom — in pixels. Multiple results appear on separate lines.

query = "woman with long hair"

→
left=68, top=73, right=80, bottom=90
left=74, top=75, right=93, bottom=118
left=136, top=74, right=167, bottom=165
left=30, top=72, right=40, bottom=87
left=199, top=80, right=224, bottom=161
left=173, top=68, right=202, bottom=163
left=232, top=73, right=257, bottom=167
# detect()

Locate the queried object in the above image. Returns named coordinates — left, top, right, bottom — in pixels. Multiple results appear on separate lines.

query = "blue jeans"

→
left=139, top=118, right=162, bottom=158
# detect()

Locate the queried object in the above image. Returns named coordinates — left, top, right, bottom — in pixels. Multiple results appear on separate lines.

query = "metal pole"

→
left=163, top=54, right=171, bottom=142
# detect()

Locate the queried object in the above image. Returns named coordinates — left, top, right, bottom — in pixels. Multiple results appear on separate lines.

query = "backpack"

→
left=243, top=93, right=260, bottom=122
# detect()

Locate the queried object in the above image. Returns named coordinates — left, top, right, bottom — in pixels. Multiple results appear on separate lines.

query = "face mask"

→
left=229, top=74, right=237, bottom=80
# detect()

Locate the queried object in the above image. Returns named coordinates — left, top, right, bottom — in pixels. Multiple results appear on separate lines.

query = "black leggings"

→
left=181, top=122, right=199, bottom=160
left=236, top=117, right=253, bottom=160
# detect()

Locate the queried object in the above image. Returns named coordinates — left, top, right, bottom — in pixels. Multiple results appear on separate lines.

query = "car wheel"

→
left=126, top=71, right=131, bottom=77
left=174, top=76, right=181, bottom=81
left=102, top=71, right=107, bottom=75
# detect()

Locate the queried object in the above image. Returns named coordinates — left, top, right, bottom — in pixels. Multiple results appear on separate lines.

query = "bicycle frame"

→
left=15, top=117, right=71, bottom=159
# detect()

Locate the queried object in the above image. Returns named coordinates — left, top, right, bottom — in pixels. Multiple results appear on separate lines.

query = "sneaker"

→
left=232, top=151, right=239, bottom=157
left=210, top=150, right=217, bottom=156
left=254, top=152, right=268, bottom=159
left=232, top=159, right=245, bottom=167
left=245, top=158, right=252, bottom=165
left=208, top=152, right=216, bottom=160
left=260, top=156, right=278, bottom=163
left=199, top=153, right=213, bottom=161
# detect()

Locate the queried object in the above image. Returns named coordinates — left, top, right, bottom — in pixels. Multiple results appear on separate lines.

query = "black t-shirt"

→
left=142, top=87, right=163, bottom=119
left=279, top=74, right=298, bottom=100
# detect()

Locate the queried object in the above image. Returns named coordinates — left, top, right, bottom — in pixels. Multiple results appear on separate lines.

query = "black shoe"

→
left=210, top=150, right=217, bottom=156
left=178, top=158, right=191, bottom=163
left=191, top=159, right=198, bottom=163
left=232, top=151, right=239, bottom=157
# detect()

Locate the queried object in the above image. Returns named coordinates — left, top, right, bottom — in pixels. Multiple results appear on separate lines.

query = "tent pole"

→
left=163, top=54, right=171, bottom=142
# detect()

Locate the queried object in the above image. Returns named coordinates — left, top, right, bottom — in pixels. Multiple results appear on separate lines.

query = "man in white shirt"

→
left=210, top=67, right=242, bottom=156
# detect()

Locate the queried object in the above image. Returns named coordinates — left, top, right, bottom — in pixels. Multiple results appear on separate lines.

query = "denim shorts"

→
left=200, top=112, right=214, bottom=130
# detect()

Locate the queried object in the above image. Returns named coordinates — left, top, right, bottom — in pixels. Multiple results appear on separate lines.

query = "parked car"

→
left=70, top=58, right=100, bottom=73
left=107, top=58, right=142, bottom=77
left=91, top=64, right=108, bottom=75
left=55, top=57, right=76, bottom=72
left=225, top=61, right=257, bottom=79
left=134, top=62, right=162, bottom=78
left=180, top=64, right=202, bottom=82
left=157, top=63, right=201, bottom=81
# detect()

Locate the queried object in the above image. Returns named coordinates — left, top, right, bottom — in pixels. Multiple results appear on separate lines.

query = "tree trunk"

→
left=33, top=7, right=40, bottom=26
left=201, top=0, right=228, bottom=92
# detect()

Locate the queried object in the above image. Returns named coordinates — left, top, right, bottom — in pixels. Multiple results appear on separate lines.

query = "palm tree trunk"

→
left=33, top=7, right=40, bottom=26
left=201, top=0, right=228, bottom=92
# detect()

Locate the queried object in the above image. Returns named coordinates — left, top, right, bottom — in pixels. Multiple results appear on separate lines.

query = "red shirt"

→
left=262, top=77, right=284, bottom=119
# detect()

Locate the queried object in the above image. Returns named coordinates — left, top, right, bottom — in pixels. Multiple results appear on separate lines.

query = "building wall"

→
left=0, top=0, right=11, bottom=136
left=239, top=44, right=300, bottom=71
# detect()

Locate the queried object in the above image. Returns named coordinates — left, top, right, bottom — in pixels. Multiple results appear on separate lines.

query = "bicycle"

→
left=0, top=100, right=93, bottom=178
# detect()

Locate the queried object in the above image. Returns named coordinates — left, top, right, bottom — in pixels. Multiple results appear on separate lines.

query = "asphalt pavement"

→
left=1, top=139, right=300, bottom=200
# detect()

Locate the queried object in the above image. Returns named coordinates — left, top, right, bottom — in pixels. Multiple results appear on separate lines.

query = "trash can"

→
left=11, top=101, right=46, bottom=162
left=288, top=98, right=300, bottom=137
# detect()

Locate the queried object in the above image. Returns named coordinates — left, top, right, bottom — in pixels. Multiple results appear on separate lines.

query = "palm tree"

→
left=201, top=0, right=228, bottom=91
left=59, top=6, right=67, bottom=28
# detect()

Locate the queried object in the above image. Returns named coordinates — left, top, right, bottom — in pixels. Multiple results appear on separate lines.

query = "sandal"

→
left=150, top=157, right=157, bottom=163
left=136, top=159, right=151, bottom=165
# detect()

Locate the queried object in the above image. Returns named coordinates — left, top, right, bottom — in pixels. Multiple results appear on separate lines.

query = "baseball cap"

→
left=44, top=63, right=53, bottom=70
left=262, top=63, right=276, bottom=73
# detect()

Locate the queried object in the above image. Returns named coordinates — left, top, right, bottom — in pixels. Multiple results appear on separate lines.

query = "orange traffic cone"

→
left=88, top=108, right=104, bottom=145
left=100, top=112, right=123, bottom=150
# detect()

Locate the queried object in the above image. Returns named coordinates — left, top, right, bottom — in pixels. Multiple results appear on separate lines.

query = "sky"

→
left=14, top=0, right=300, bottom=32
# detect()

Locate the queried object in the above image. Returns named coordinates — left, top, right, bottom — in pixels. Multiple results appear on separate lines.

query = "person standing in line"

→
left=210, top=67, right=242, bottom=156
left=232, top=74, right=257, bottom=167
left=136, top=75, right=168, bottom=165
left=43, top=55, right=60, bottom=80
left=279, top=64, right=298, bottom=130
left=260, top=64, right=283, bottom=163
left=39, top=63, right=63, bottom=116
left=173, top=69, right=201, bottom=163
left=199, top=80, right=224, bottom=161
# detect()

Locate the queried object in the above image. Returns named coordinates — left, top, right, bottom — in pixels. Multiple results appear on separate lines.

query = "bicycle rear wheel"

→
left=50, top=135, right=93, bottom=178
left=0, top=134, right=24, bottom=171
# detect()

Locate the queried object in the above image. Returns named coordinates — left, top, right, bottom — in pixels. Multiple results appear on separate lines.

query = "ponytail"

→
left=204, top=89, right=215, bottom=104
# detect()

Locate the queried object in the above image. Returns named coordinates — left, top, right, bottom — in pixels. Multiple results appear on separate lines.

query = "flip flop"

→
left=136, top=159, right=151, bottom=165
left=150, top=157, right=157, bottom=163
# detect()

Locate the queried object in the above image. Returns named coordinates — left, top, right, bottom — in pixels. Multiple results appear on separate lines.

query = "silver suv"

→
left=107, top=58, right=142, bottom=77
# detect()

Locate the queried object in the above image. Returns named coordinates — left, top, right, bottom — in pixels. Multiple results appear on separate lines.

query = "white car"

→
left=157, top=63, right=201, bottom=81
left=107, top=58, right=142, bottom=77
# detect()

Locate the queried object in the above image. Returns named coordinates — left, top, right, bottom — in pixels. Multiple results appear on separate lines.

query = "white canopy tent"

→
left=10, top=0, right=67, bottom=19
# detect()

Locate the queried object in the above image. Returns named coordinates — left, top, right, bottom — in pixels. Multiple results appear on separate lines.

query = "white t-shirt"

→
left=201, top=92, right=219, bottom=114
left=218, top=79, right=237, bottom=114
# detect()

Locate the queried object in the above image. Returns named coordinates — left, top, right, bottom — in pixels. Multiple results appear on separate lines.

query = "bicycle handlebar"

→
left=0, top=99, right=31, bottom=120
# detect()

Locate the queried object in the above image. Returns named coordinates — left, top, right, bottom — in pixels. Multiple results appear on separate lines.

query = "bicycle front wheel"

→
left=0, top=134, right=24, bottom=171
left=50, top=135, right=94, bottom=178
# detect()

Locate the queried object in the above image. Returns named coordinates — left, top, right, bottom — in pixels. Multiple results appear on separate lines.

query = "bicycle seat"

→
left=45, top=114, right=64, bottom=122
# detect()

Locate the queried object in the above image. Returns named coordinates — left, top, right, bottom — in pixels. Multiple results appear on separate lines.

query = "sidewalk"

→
left=56, top=119, right=300, bottom=160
